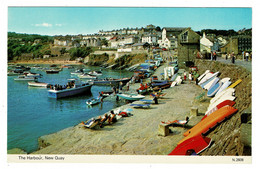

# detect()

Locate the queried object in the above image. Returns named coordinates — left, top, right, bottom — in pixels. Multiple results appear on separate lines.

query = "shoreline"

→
left=29, top=63, right=209, bottom=155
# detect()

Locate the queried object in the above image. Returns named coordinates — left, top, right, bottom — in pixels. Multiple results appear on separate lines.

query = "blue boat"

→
left=207, top=82, right=223, bottom=97
left=116, top=93, right=145, bottom=101
left=48, top=79, right=92, bottom=99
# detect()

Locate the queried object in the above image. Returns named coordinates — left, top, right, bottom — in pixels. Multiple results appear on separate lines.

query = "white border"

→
left=1, top=0, right=259, bottom=169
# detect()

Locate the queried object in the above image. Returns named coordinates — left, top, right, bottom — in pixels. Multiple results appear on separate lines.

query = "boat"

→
left=116, top=93, right=145, bottom=101
left=24, top=72, right=43, bottom=78
left=197, top=70, right=210, bottom=82
left=100, top=90, right=114, bottom=96
left=130, top=103, right=151, bottom=108
left=48, top=79, right=92, bottom=99
left=78, top=73, right=97, bottom=79
left=71, top=69, right=84, bottom=75
left=228, top=79, right=242, bottom=89
left=28, top=81, right=50, bottom=88
left=215, top=80, right=231, bottom=96
left=92, top=77, right=131, bottom=86
left=88, top=70, right=102, bottom=76
left=202, top=100, right=236, bottom=120
left=207, top=81, right=223, bottom=97
left=180, top=106, right=238, bottom=144
left=14, top=75, right=37, bottom=81
left=169, top=135, right=212, bottom=155
left=86, top=97, right=102, bottom=106
left=45, top=69, right=60, bottom=74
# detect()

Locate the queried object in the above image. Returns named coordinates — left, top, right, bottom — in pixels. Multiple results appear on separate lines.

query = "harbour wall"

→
left=195, top=59, right=252, bottom=155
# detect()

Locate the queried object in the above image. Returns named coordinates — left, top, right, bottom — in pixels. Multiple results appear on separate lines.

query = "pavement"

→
left=210, top=57, right=252, bottom=72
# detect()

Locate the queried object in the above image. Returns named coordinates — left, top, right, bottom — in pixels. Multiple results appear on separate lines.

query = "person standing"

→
left=246, top=52, right=249, bottom=61
left=189, top=72, right=192, bottom=83
left=231, top=52, right=235, bottom=64
left=183, top=71, right=187, bottom=81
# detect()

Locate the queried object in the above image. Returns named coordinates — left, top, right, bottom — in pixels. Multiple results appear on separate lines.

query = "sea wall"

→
left=195, top=59, right=252, bottom=155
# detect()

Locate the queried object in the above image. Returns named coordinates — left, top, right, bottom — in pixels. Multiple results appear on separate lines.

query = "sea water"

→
left=7, top=65, right=132, bottom=153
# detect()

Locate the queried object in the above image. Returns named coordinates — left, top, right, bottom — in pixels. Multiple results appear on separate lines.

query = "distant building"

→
left=132, top=42, right=150, bottom=50
left=220, top=35, right=252, bottom=54
left=158, top=27, right=187, bottom=49
left=177, top=28, right=200, bottom=69
left=141, top=34, right=158, bottom=46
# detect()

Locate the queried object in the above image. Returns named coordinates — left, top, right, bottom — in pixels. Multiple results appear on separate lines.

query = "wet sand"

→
left=32, top=64, right=210, bottom=155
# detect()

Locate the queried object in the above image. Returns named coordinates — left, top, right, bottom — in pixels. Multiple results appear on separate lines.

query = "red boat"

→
left=169, top=135, right=211, bottom=155
left=201, top=100, right=236, bottom=121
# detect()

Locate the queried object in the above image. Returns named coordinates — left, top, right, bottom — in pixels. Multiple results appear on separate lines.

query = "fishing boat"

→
left=48, top=79, right=92, bottom=99
left=28, top=81, right=50, bottom=88
left=92, top=77, right=131, bottom=86
left=78, top=73, right=97, bottom=79
left=14, top=75, right=37, bottom=81
left=116, top=93, right=145, bottom=101
left=169, top=135, right=212, bottom=155
left=86, top=97, right=102, bottom=106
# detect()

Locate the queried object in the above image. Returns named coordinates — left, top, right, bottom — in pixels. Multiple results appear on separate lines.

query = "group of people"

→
left=183, top=70, right=199, bottom=84
left=84, top=110, right=132, bottom=129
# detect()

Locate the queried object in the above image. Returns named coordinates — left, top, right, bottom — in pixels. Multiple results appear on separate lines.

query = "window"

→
left=181, top=31, right=188, bottom=42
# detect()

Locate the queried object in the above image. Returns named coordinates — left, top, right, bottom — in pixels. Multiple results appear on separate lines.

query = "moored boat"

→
left=48, top=79, right=92, bottom=99
left=14, top=75, right=37, bottom=81
left=28, top=81, right=50, bottom=88
left=78, top=73, right=97, bottom=79
left=45, top=69, right=60, bottom=74
left=86, top=97, right=102, bottom=106
left=88, top=70, right=102, bottom=76
left=93, top=77, right=131, bottom=86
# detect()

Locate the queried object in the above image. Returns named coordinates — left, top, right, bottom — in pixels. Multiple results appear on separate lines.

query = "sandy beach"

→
left=32, top=63, right=209, bottom=155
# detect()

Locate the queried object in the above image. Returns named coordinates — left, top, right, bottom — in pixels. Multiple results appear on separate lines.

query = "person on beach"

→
left=99, top=114, right=109, bottom=128
left=108, top=110, right=117, bottom=124
left=183, top=71, right=187, bottom=81
left=188, top=72, right=192, bottom=83
left=153, top=96, right=158, bottom=104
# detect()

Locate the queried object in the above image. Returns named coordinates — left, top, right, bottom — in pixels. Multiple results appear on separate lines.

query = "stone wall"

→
left=195, top=59, right=252, bottom=155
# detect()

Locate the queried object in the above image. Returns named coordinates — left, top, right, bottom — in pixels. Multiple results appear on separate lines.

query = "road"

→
left=216, top=57, right=252, bottom=72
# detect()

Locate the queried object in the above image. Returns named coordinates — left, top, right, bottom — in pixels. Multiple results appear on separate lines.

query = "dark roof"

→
left=132, top=42, right=150, bottom=47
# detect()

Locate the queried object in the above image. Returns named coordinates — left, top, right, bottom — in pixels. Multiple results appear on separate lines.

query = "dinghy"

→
left=169, top=135, right=212, bottom=155
left=117, top=93, right=145, bottom=101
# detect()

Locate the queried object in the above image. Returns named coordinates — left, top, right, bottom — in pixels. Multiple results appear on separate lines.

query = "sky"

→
left=8, top=7, right=252, bottom=36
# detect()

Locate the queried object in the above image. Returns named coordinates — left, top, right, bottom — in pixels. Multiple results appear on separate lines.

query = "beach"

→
left=32, top=63, right=209, bottom=155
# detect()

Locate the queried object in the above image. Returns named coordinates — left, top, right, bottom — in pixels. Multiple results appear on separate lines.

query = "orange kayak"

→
left=179, top=106, right=237, bottom=145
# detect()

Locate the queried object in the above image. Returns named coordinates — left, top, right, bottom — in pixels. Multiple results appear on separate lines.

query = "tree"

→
left=101, top=38, right=108, bottom=47
left=60, top=48, right=67, bottom=55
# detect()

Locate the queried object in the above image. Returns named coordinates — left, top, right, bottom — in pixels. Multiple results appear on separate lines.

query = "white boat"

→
left=48, top=79, right=92, bottom=99
left=88, top=70, right=102, bottom=76
left=78, top=73, right=97, bottom=79
left=71, top=69, right=84, bottom=75
left=86, top=97, right=101, bottom=106
left=24, top=72, right=42, bottom=78
left=14, top=75, right=37, bottom=81
left=28, top=81, right=49, bottom=88
left=117, top=93, right=145, bottom=101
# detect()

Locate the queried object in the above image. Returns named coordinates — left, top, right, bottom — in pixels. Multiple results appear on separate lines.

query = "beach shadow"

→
left=169, top=130, right=181, bottom=135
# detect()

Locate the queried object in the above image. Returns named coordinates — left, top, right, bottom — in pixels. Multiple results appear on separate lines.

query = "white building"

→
left=142, top=34, right=158, bottom=46
left=200, top=32, right=213, bottom=53
left=158, top=27, right=186, bottom=49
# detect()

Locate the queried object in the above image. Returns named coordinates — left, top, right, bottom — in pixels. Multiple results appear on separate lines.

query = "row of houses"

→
left=53, top=25, right=252, bottom=56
